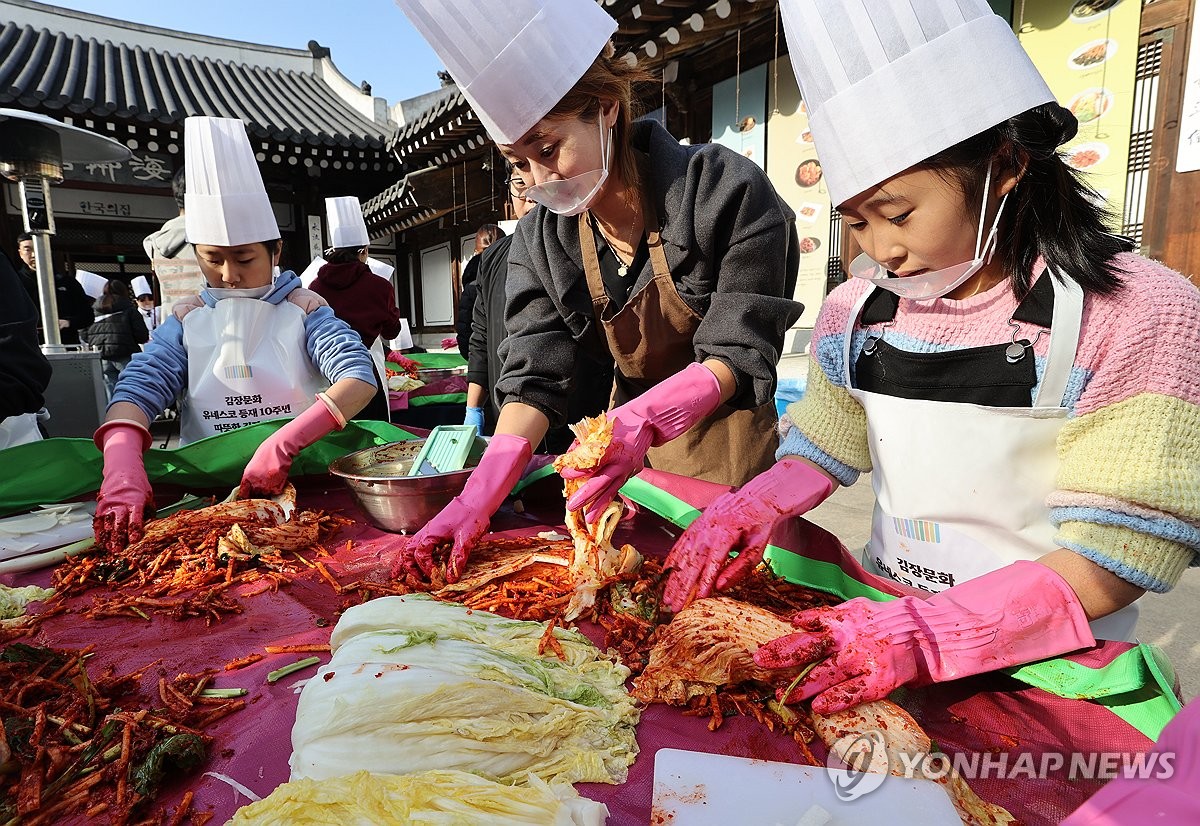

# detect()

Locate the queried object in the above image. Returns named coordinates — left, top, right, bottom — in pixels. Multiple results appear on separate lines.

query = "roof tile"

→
left=0, top=18, right=385, bottom=147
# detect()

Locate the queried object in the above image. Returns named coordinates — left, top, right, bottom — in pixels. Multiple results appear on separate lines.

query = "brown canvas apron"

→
left=577, top=209, right=777, bottom=487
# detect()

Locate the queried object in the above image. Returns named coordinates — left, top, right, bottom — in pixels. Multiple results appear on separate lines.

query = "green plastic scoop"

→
left=407, top=425, right=483, bottom=476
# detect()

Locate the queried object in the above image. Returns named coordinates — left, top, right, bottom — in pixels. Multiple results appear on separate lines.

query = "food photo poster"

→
left=1018, top=0, right=1141, bottom=220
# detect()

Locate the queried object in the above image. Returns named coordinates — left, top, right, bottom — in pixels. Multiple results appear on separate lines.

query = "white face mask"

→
left=849, top=166, right=1008, bottom=301
left=523, top=114, right=611, bottom=217
left=203, top=266, right=279, bottom=301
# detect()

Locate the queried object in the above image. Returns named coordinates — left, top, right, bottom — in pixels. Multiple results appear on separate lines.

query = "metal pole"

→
left=31, top=234, right=63, bottom=350
left=17, top=174, right=65, bottom=351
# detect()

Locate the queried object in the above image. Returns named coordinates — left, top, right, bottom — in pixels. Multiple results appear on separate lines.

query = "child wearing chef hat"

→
left=92, top=117, right=378, bottom=552
left=130, top=275, right=157, bottom=337
left=393, top=0, right=802, bottom=583
left=664, top=0, right=1200, bottom=717
left=306, top=196, right=402, bottom=423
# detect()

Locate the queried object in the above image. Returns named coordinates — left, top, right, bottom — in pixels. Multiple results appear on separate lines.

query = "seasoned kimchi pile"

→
left=0, top=643, right=241, bottom=825
left=631, top=597, right=1017, bottom=825
left=47, top=486, right=350, bottom=625
left=397, top=413, right=644, bottom=623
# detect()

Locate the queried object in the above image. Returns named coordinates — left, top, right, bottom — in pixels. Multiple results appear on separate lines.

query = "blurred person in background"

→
left=308, top=196, right=403, bottom=423
left=15, top=233, right=94, bottom=345
left=144, top=168, right=201, bottom=322
left=83, top=278, right=149, bottom=401
left=456, top=223, right=504, bottom=360
left=132, top=275, right=158, bottom=338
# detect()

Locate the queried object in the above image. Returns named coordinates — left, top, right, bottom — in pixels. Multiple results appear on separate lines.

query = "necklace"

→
left=592, top=210, right=638, bottom=277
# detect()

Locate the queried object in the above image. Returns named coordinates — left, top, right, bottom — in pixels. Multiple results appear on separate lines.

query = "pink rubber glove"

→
left=754, top=561, right=1096, bottom=715
left=662, top=459, right=834, bottom=612
left=1062, top=699, right=1199, bottom=824
left=560, top=362, right=722, bottom=524
left=93, top=419, right=154, bottom=552
left=392, top=433, right=532, bottom=583
left=239, top=394, right=345, bottom=498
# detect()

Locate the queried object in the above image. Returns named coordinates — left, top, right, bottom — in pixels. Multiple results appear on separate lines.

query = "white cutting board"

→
left=0, top=503, right=96, bottom=561
left=652, top=749, right=960, bottom=825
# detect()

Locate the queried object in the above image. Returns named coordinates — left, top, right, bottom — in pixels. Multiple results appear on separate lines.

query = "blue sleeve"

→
left=775, top=421, right=863, bottom=488
left=110, top=316, right=188, bottom=420
left=304, top=306, right=378, bottom=387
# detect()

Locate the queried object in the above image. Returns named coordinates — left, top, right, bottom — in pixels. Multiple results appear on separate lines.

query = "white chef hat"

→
left=183, top=117, right=278, bottom=246
left=75, top=270, right=107, bottom=300
left=131, top=275, right=153, bottom=298
left=325, top=196, right=370, bottom=249
left=780, top=0, right=1055, bottom=206
left=395, top=0, right=618, bottom=144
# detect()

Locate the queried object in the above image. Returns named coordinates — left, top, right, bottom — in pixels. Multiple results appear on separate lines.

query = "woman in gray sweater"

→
left=394, top=0, right=801, bottom=582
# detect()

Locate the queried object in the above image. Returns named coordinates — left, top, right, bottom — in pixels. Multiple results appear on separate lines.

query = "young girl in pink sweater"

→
left=663, top=0, right=1200, bottom=716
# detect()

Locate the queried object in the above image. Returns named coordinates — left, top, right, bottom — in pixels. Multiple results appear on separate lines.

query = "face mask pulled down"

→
left=204, top=266, right=280, bottom=301
left=849, top=166, right=1008, bottom=301
left=523, top=115, right=611, bottom=217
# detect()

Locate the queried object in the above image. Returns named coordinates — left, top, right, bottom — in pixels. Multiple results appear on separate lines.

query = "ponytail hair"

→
left=920, top=102, right=1125, bottom=297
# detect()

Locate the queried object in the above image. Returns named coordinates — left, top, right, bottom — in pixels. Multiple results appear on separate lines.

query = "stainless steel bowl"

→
left=328, top=440, right=479, bottom=534
left=417, top=366, right=466, bottom=383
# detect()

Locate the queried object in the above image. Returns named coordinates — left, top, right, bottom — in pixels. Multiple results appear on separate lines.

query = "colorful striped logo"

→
left=223, top=364, right=253, bottom=379
left=892, top=517, right=941, bottom=543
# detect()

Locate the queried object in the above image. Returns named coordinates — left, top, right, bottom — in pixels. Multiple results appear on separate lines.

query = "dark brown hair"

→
left=325, top=247, right=365, bottom=264
left=919, top=103, right=1125, bottom=297
left=542, top=44, right=654, bottom=203
left=475, top=224, right=505, bottom=248
left=97, top=277, right=130, bottom=314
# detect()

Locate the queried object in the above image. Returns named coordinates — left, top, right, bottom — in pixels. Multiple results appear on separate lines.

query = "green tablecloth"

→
left=407, top=352, right=467, bottom=369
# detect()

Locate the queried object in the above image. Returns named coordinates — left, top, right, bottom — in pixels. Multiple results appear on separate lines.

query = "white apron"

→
left=180, top=298, right=328, bottom=445
left=845, top=274, right=1138, bottom=642
left=368, top=336, right=391, bottom=423
left=0, top=413, right=42, bottom=450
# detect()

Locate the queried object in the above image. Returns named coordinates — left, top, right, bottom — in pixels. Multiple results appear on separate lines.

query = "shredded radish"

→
left=203, top=771, right=263, bottom=802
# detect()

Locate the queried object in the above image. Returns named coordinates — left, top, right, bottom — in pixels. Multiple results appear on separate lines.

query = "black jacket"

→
left=1, top=251, right=53, bottom=418
left=467, top=234, right=612, bottom=450
left=16, top=262, right=96, bottom=345
left=84, top=297, right=149, bottom=360
left=455, top=255, right=481, bottom=360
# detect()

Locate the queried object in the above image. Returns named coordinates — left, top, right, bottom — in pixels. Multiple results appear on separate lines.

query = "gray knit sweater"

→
left=496, top=120, right=802, bottom=427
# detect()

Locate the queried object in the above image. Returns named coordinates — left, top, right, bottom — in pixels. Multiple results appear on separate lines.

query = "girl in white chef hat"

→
left=93, top=117, right=379, bottom=552
left=392, top=0, right=803, bottom=582
left=664, top=0, right=1200, bottom=715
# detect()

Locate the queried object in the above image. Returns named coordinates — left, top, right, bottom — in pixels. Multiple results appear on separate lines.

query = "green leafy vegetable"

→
left=131, top=733, right=207, bottom=798
left=267, top=656, right=321, bottom=684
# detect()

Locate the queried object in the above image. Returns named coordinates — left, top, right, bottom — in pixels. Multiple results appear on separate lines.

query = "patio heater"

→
left=0, top=108, right=130, bottom=351
left=1, top=109, right=131, bottom=436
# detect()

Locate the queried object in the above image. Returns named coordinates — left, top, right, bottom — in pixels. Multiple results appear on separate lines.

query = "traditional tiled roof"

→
left=363, top=165, right=452, bottom=234
left=0, top=15, right=386, bottom=148
left=386, top=89, right=486, bottom=166
left=364, top=87, right=489, bottom=230
left=364, top=0, right=760, bottom=232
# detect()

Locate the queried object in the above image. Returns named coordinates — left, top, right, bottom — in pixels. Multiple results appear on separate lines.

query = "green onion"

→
left=266, top=656, right=320, bottom=684
left=781, top=659, right=822, bottom=704
left=155, top=494, right=208, bottom=518
left=199, top=688, right=248, bottom=698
